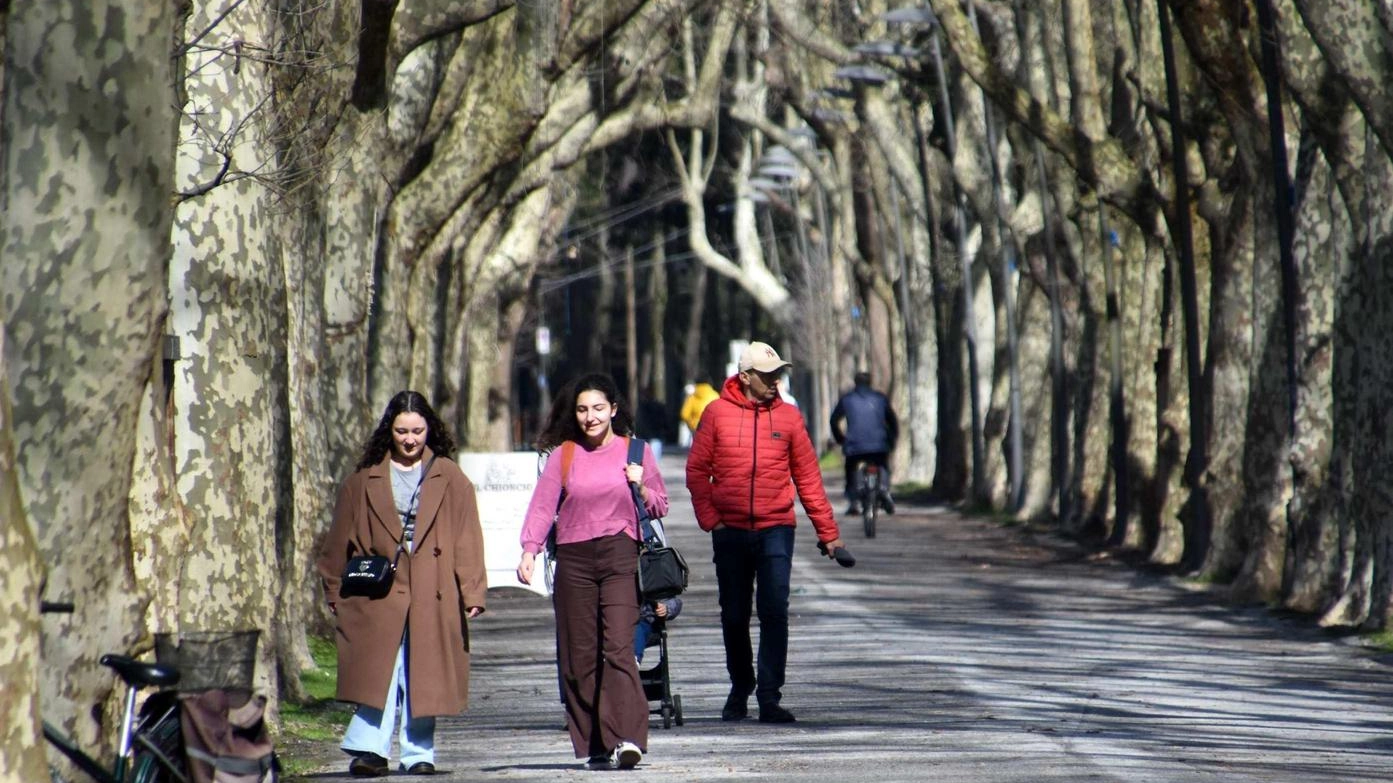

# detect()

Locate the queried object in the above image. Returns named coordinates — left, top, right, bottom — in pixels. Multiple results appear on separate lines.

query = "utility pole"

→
left=624, top=243, right=638, bottom=408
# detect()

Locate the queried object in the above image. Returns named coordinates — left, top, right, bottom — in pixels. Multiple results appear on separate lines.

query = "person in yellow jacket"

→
left=678, top=382, right=718, bottom=448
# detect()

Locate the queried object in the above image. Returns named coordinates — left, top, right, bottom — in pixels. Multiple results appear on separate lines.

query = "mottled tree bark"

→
left=0, top=330, right=46, bottom=783
left=1, top=0, right=177, bottom=760
left=163, top=0, right=287, bottom=705
left=1269, top=0, right=1358, bottom=613
left=1292, top=0, right=1393, bottom=629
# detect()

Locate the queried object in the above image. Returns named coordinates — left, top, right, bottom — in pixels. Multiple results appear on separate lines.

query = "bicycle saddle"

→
left=100, top=654, right=180, bottom=689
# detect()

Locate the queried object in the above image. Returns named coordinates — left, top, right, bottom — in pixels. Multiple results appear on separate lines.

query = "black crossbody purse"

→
left=340, top=456, right=436, bottom=599
left=626, top=438, right=688, bottom=600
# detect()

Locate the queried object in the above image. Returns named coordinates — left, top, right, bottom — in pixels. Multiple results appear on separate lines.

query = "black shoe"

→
left=349, top=753, right=389, bottom=778
left=880, top=495, right=895, bottom=515
left=404, top=761, right=436, bottom=775
left=721, top=690, right=750, bottom=721
left=845, top=503, right=860, bottom=516
left=758, top=703, right=797, bottom=724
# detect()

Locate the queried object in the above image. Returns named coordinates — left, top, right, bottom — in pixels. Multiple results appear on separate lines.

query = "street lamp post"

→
left=962, top=1, right=1025, bottom=512
left=832, top=61, right=919, bottom=471
left=754, top=147, right=834, bottom=449
left=878, top=5, right=986, bottom=504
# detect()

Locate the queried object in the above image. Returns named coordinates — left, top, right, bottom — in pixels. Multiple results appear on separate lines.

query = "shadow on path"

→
left=296, top=452, right=1393, bottom=782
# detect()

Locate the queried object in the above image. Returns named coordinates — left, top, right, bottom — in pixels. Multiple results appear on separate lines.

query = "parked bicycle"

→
left=40, top=601, right=189, bottom=783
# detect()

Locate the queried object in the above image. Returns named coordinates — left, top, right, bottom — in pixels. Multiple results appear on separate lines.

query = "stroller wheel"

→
left=661, top=703, right=672, bottom=729
left=673, top=694, right=684, bottom=726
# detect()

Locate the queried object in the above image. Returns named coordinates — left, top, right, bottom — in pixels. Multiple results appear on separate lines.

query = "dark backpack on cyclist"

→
left=178, top=690, right=276, bottom=783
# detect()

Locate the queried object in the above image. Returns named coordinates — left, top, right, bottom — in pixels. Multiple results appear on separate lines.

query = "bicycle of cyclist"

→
left=830, top=371, right=898, bottom=535
left=856, top=461, right=884, bottom=538
left=40, top=601, right=189, bottom=783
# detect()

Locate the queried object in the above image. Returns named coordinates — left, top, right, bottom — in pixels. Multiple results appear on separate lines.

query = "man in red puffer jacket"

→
left=685, top=340, right=846, bottom=725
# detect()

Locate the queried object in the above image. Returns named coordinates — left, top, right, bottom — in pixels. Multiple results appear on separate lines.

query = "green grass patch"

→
left=890, top=481, right=936, bottom=505
left=818, top=450, right=844, bottom=470
left=299, top=636, right=339, bottom=701
left=983, top=508, right=1023, bottom=527
left=280, top=701, right=346, bottom=743
left=278, top=636, right=351, bottom=779
left=1364, top=629, right=1393, bottom=653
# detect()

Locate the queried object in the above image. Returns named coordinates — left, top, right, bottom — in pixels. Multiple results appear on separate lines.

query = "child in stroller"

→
left=635, top=596, right=682, bottom=663
left=635, top=596, right=684, bottom=728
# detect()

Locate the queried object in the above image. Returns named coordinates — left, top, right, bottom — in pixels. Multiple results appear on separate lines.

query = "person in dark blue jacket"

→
left=830, top=372, right=899, bottom=515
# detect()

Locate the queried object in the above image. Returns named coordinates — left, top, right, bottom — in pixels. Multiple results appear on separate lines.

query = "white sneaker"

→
left=614, top=741, right=642, bottom=769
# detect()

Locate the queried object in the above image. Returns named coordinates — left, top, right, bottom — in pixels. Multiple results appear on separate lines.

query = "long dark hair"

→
left=535, top=372, right=635, bottom=452
left=357, top=390, right=456, bottom=469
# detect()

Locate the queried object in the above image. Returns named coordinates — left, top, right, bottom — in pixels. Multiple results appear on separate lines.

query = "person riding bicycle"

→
left=830, top=371, right=899, bottom=516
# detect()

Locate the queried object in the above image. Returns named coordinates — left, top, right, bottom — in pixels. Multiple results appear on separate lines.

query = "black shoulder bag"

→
left=626, top=438, right=688, bottom=600
left=340, top=455, right=436, bottom=599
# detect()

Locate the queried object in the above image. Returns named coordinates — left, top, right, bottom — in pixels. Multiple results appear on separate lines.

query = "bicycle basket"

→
left=154, top=629, right=260, bottom=692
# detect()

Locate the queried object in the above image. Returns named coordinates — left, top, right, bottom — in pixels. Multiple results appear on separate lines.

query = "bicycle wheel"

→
left=129, top=694, right=188, bottom=783
left=861, top=471, right=876, bottom=538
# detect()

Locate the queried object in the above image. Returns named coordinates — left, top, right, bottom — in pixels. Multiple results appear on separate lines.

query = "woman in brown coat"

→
left=317, top=390, right=487, bottom=777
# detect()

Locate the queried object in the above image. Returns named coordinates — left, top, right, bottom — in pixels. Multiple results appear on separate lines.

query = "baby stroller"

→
left=638, top=616, right=684, bottom=728
left=635, top=517, right=685, bottom=729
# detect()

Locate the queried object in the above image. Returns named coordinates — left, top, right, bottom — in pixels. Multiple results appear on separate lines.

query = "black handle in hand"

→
left=41, top=601, right=74, bottom=614
left=817, top=541, right=856, bottom=568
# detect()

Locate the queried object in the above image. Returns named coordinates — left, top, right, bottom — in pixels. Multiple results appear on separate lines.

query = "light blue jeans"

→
left=341, top=637, right=435, bottom=768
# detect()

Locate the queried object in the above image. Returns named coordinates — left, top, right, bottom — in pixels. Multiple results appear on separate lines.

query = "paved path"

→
left=296, top=453, right=1393, bottom=781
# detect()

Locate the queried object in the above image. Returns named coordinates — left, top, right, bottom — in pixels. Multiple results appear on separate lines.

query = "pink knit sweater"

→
left=520, top=437, right=669, bottom=554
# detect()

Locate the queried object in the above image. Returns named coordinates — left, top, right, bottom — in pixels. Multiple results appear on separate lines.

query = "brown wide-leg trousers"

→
left=554, top=533, right=649, bottom=758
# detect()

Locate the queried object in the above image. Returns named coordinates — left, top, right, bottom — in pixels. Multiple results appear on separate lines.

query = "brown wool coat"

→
left=315, top=449, right=487, bottom=717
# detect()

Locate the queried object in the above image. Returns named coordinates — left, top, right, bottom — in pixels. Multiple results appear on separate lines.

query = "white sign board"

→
left=454, top=451, right=551, bottom=597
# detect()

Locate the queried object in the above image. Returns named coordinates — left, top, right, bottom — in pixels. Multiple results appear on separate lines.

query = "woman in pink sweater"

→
left=516, top=372, right=668, bottom=770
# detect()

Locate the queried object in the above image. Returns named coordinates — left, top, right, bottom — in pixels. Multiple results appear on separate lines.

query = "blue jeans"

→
left=341, top=637, right=435, bottom=768
left=711, top=525, right=794, bottom=707
left=634, top=619, right=655, bottom=663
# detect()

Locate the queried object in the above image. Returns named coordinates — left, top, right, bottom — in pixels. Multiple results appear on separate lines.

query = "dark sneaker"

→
left=586, top=754, right=613, bottom=770
left=349, top=752, right=389, bottom=777
left=721, top=690, right=750, bottom=721
left=404, top=761, right=436, bottom=775
left=758, top=704, right=797, bottom=724
left=845, top=503, right=861, bottom=516
left=880, top=495, right=895, bottom=515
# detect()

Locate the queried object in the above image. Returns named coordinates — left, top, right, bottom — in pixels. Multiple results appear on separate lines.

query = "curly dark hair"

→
left=535, top=372, right=635, bottom=452
left=357, top=390, right=456, bottom=470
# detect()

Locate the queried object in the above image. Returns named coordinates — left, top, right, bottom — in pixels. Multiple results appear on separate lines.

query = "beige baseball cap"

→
left=738, top=341, right=792, bottom=373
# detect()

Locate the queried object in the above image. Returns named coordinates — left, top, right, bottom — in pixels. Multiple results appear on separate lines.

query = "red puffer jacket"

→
left=685, top=375, right=840, bottom=543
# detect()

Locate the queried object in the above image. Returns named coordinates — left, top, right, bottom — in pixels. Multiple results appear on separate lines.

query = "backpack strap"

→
left=559, top=440, right=576, bottom=493
left=625, top=435, right=645, bottom=472
left=625, top=436, right=660, bottom=544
